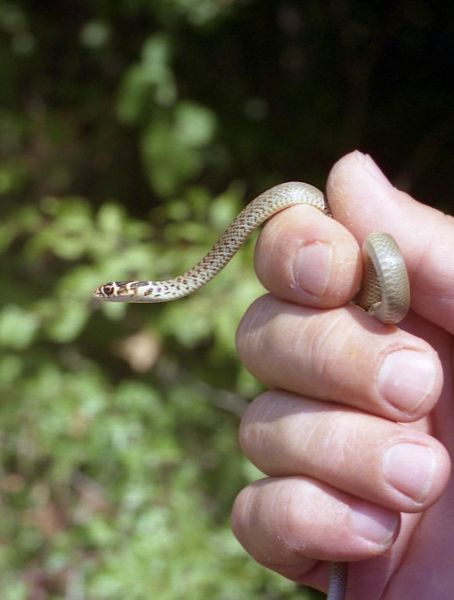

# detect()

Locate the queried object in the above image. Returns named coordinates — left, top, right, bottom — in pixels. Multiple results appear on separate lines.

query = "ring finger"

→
left=239, top=390, right=450, bottom=513
left=236, top=295, right=442, bottom=421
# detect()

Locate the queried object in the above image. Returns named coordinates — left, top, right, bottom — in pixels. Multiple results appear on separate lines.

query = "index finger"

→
left=254, top=203, right=362, bottom=308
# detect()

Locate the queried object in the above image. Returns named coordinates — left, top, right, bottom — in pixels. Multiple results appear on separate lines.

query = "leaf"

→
left=0, top=305, right=39, bottom=350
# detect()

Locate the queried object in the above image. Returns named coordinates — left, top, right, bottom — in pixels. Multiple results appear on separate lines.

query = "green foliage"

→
left=0, top=4, right=309, bottom=587
left=0, top=0, right=450, bottom=598
left=0, top=184, right=316, bottom=598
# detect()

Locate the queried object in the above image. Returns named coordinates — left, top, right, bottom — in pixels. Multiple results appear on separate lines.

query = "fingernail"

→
left=377, top=350, right=437, bottom=413
left=383, top=443, right=436, bottom=502
left=293, top=242, right=333, bottom=297
left=350, top=502, right=399, bottom=546
left=355, top=152, right=393, bottom=188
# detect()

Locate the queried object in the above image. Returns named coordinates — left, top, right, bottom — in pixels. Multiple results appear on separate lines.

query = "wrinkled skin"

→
left=232, top=151, right=454, bottom=599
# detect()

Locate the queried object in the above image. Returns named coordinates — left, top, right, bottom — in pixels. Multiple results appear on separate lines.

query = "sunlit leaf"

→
left=0, top=305, right=39, bottom=349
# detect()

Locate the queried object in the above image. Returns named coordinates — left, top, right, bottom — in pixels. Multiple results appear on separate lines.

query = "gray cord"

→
left=326, top=561, right=348, bottom=600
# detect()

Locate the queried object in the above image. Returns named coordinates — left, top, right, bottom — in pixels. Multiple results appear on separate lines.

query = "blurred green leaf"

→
left=80, top=20, right=111, bottom=49
left=45, top=301, right=89, bottom=343
left=0, top=305, right=39, bottom=349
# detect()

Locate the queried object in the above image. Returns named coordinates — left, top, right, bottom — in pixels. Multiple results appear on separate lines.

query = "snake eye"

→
left=101, top=283, right=116, bottom=297
left=93, top=283, right=116, bottom=298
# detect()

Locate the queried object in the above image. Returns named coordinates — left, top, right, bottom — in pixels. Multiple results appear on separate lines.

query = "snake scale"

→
left=94, top=182, right=411, bottom=600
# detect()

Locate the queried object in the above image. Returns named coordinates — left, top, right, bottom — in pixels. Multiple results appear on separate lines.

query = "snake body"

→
left=94, top=182, right=329, bottom=303
left=94, top=181, right=411, bottom=599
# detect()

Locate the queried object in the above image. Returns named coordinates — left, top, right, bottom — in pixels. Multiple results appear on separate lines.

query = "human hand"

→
left=232, top=151, right=453, bottom=599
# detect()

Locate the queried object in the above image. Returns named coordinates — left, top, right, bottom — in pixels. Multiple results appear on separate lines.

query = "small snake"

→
left=93, top=181, right=410, bottom=599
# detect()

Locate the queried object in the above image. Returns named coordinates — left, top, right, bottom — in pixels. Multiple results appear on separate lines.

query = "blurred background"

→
left=0, top=1, right=453, bottom=599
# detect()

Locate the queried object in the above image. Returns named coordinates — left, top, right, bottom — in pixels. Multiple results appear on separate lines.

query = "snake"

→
left=93, top=181, right=411, bottom=600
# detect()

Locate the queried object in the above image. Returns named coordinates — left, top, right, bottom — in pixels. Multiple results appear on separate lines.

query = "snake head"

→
left=93, top=281, right=142, bottom=301
left=93, top=282, right=119, bottom=299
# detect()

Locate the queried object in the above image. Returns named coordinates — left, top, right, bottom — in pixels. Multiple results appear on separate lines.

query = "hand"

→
left=232, top=151, right=453, bottom=599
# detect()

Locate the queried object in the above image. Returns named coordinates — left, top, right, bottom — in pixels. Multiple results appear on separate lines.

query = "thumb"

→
left=327, top=151, right=454, bottom=334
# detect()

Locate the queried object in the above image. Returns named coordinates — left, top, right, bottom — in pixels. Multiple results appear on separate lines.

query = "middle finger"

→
left=236, top=295, right=442, bottom=421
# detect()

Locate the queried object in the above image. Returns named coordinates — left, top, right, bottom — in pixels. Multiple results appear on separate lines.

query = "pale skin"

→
left=232, top=151, right=454, bottom=599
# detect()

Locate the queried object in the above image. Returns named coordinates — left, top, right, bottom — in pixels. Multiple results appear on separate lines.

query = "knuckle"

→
left=238, top=392, right=276, bottom=460
left=235, top=295, right=271, bottom=360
